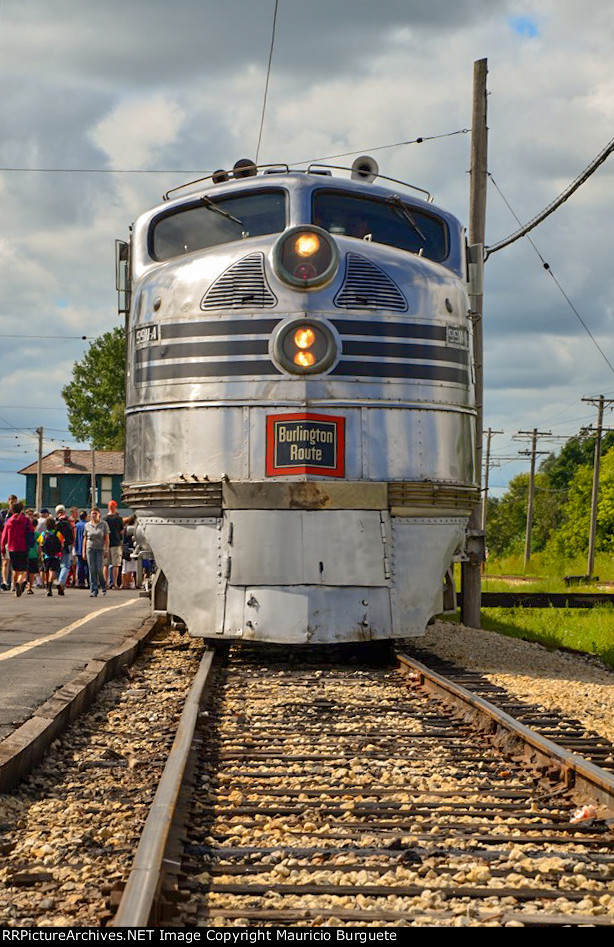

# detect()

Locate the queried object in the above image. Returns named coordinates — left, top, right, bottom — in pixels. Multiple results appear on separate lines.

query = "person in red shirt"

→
left=1, top=500, right=35, bottom=597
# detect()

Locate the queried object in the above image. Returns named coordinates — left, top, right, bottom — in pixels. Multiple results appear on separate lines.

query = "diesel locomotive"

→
left=117, top=157, right=478, bottom=643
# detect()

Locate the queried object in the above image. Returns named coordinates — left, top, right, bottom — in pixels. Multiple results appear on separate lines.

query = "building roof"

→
left=19, top=449, right=124, bottom=476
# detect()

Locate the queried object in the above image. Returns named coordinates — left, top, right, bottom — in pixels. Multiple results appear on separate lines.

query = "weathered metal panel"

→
left=238, top=586, right=392, bottom=643
left=222, top=480, right=387, bottom=510
left=137, top=515, right=223, bottom=637
left=228, top=510, right=386, bottom=586
left=390, top=517, right=466, bottom=637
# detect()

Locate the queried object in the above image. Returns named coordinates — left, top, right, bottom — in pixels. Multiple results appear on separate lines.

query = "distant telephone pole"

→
left=517, top=428, right=552, bottom=568
left=35, top=427, right=44, bottom=512
left=582, top=395, right=614, bottom=578
left=481, top=427, right=503, bottom=532
left=461, top=57, right=488, bottom=628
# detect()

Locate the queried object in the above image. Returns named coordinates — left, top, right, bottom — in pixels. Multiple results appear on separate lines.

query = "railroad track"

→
left=113, top=643, right=614, bottom=928
left=407, top=647, right=614, bottom=778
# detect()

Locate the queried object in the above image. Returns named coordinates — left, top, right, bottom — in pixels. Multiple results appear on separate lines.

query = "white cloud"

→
left=90, top=94, right=185, bottom=170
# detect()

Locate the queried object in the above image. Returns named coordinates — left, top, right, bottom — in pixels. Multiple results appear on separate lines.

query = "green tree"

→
left=62, top=327, right=126, bottom=449
left=486, top=471, right=564, bottom=559
left=540, top=432, right=614, bottom=490
left=554, top=450, right=614, bottom=557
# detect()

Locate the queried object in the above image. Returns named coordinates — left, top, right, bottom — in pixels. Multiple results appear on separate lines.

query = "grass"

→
left=450, top=557, right=614, bottom=668
left=480, top=605, right=614, bottom=669
left=483, top=550, right=614, bottom=584
left=442, top=605, right=614, bottom=668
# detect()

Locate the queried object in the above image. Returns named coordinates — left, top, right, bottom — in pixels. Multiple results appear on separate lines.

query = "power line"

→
left=0, top=127, right=471, bottom=177
left=255, top=0, right=280, bottom=165
left=486, top=133, right=614, bottom=257
left=488, top=173, right=614, bottom=377
left=291, top=129, right=470, bottom=166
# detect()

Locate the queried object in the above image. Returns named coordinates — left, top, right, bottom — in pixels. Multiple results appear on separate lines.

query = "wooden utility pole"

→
left=461, top=58, right=488, bottom=627
left=583, top=395, right=614, bottom=578
left=35, top=427, right=44, bottom=512
left=90, top=449, right=97, bottom=507
left=517, top=428, right=552, bottom=569
left=481, top=427, right=504, bottom=532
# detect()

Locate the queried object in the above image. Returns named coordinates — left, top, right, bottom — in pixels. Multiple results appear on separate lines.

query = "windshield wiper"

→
left=386, top=195, right=426, bottom=243
left=200, top=196, right=243, bottom=226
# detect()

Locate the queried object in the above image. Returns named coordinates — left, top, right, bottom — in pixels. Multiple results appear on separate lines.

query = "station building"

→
left=19, top=449, right=124, bottom=511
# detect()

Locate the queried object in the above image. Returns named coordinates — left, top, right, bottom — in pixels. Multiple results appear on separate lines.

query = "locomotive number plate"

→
left=266, top=413, right=345, bottom=477
left=135, top=324, right=159, bottom=346
left=446, top=325, right=469, bottom=348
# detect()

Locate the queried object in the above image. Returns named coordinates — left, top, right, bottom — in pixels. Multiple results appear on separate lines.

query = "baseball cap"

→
left=55, top=504, right=66, bottom=514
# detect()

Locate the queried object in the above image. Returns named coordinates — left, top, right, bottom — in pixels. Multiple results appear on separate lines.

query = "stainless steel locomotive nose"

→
left=272, top=225, right=339, bottom=289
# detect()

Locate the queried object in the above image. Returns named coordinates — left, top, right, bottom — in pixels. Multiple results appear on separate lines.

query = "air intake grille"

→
left=334, top=253, right=407, bottom=312
left=201, top=253, right=277, bottom=310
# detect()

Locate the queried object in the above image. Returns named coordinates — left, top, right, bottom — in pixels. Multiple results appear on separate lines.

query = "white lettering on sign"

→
left=289, top=444, right=323, bottom=461
left=277, top=425, right=334, bottom=445
left=135, top=325, right=159, bottom=346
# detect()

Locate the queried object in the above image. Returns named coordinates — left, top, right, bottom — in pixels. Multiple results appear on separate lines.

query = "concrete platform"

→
left=0, top=587, right=153, bottom=744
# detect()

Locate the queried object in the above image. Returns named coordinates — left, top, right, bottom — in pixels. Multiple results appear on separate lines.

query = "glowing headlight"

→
left=294, top=327, right=316, bottom=349
left=272, top=226, right=338, bottom=289
left=272, top=318, right=338, bottom=375
left=295, top=232, right=320, bottom=257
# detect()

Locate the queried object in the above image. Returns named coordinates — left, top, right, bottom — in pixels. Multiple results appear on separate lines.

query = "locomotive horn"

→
left=233, top=158, right=257, bottom=178
left=351, top=155, right=379, bottom=183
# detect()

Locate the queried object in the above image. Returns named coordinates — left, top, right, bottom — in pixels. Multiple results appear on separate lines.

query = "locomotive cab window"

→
left=150, top=189, right=287, bottom=262
left=312, top=190, right=448, bottom=263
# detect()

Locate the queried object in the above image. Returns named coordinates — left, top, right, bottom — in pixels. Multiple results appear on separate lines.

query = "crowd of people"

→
left=0, top=495, right=149, bottom=598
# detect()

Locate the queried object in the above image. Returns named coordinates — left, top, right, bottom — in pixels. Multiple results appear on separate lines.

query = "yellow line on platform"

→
left=0, top=598, right=140, bottom=662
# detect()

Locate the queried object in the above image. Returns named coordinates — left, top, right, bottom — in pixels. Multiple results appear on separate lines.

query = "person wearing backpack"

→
left=54, top=504, right=74, bottom=596
left=38, top=517, right=64, bottom=597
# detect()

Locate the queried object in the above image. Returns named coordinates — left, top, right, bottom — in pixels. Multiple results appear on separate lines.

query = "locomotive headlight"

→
left=295, top=232, right=320, bottom=257
left=273, top=226, right=338, bottom=289
left=272, top=317, right=339, bottom=375
left=294, top=327, right=316, bottom=349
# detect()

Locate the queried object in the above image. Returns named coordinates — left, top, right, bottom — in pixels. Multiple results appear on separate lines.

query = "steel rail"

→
left=396, top=651, right=614, bottom=815
left=112, top=648, right=215, bottom=927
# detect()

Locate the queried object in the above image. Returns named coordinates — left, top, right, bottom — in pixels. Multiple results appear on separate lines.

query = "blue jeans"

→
left=58, top=548, right=72, bottom=587
left=77, top=555, right=89, bottom=586
left=86, top=547, right=106, bottom=594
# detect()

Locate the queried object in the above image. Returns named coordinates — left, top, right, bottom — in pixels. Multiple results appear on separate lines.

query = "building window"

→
left=100, top=476, right=113, bottom=505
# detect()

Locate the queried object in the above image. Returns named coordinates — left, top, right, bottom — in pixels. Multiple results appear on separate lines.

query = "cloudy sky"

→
left=1, top=0, right=613, bottom=501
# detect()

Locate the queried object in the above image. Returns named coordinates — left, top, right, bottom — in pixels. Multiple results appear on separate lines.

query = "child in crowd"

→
left=26, top=512, right=39, bottom=594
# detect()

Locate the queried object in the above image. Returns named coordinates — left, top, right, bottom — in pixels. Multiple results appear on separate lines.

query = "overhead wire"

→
left=0, top=127, right=470, bottom=177
left=291, top=129, right=470, bottom=166
left=486, top=133, right=614, bottom=257
left=488, top=173, right=614, bottom=378
left=255, top=0, right=280, bottom=165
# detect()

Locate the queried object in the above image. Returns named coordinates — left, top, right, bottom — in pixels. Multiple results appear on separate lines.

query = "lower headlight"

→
left=272, top=226, right=339, bottom=289
left=272, top=318, right=338, bottom=375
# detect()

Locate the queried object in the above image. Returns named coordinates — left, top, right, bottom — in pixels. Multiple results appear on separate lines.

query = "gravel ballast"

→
left=423, top=621, right=614, bottom=745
